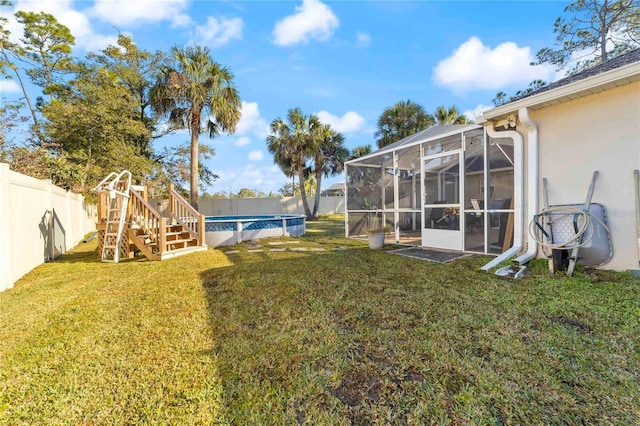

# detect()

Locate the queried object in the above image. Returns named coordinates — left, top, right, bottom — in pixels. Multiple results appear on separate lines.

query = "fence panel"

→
left=175, top=196, right=346, bottom=217
left=0, top=163, right=96, bottom=292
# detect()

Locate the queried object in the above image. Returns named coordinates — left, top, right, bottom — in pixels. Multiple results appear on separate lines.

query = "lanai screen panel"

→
left=396, top=144, right=422, bottom=238
left=396, top=145, right=421, bottom=210
left=346, top=154, right=393, bottom=211
left=464, top=129, right=485, bottom=252
left=487, top=136, right=515, bottom=253
left=346, top=153, right=392, bottom=236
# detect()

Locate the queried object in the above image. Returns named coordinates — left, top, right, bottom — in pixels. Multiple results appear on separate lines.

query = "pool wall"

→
left=205, top=215, right=306, bottom=247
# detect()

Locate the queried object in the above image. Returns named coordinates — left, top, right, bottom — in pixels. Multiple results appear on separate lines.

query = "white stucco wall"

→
left=527, top=81, right=640, bottom=270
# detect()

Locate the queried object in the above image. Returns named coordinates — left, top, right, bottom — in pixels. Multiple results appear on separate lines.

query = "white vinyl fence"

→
left=152, top=196, right=345, bottom=217
left=0, top=163, right=97, bottom=292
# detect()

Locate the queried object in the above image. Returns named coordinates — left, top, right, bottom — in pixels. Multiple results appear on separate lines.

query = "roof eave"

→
left=483, top=61, right=640, bottom=121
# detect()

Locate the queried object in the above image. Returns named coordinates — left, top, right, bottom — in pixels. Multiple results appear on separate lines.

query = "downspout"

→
left=344, top=163, right=349, bottom=238
left=514, top=107, right=539, bottom=265
left=480, top=123, right=524, bottom=271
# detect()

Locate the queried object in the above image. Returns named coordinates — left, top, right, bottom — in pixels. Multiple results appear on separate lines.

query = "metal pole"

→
left=634, top=170, right=640, bottom=268
left=566, top=171, right=598, bottom=277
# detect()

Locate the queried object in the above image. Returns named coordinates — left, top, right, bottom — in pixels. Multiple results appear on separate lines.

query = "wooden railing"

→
left=128, top=188, right=166, bottom=252
left=169, top=183, right=206, bottom=246
left=168, top=183, right=206, bottom=246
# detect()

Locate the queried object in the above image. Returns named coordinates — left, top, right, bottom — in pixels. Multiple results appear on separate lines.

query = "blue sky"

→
left=1, top=1, right=568, bottom=194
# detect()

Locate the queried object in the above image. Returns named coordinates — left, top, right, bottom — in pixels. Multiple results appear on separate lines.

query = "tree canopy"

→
left=375, top=100, right=434, bottom=149
left=1, top=9, right=74, bottom=143
left=42, top=65, right=151, bottom=189
left=310, top=124, right=349, bottom=218
left=266, top=108, right=347, bottom=219
left=150, top=45, right=241, bottom=208
left=1, top=6, right=232, bottom=197
left=88, top=34, right=166, bottom=156
left=494, top=0, right=639, bottom=106
left=374, top=101, right=474, bottom=149
left=433, top=105, right=473, bottom=125
left=349, top=144, right=372, bottom=160
left=533, top=0, right=640, bottom=73
left=267, top=108, right=321, bottom=218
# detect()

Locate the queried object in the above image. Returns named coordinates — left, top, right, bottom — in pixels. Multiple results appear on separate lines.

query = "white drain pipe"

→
left=514, top=107, right=539, bottom=265
left=480, top=124, right=524, bottom=271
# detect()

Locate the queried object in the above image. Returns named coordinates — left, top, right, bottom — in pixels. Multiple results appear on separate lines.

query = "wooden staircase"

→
left=96, top=177, right=207, bottom=262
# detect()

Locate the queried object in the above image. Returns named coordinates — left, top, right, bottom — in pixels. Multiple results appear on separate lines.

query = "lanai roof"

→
left=348, top=123, right=480, bottom=164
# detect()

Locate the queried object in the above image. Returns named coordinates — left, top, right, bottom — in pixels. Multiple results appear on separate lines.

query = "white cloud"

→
left=171, top=13, right=193, bottom=29
left=80, top=33, right=120, bottom=52
left=236, top=101, right=269, bottom=138
left=91, top=0, right=191, bottom=28
left=356, top=32, right=371, bottom=46
left=273, top=0, right=339, bottom=46
left=211, top=165, right=286, bottom=194
left=248, top=150, right=264, bottom=161
left=0, top=79, right=21, bottom=94
left=235, top=136, right=251, bottom=147
left=12, top=0, right=117, bottom=51
left=238, top=164, right=283, bottom=189
left=463, top=104, right=493, bottom=122
left=316, top=111, right=366, bottom=133
left=433, top=37, right=555, bottom=91
left=192, top=16, right=243, bottom=47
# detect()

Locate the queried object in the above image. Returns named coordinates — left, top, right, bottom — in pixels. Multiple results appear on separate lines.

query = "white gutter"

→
left=480, top=124, right=524, bottom=271
left=514, top=107, right=539, bottom=265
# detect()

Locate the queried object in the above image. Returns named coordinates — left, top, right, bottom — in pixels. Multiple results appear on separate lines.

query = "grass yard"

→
left=1, top=215, right=639, bottom=424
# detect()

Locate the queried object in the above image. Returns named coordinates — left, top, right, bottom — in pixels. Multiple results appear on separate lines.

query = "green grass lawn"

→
left=1, top=215, right=639, bottom=424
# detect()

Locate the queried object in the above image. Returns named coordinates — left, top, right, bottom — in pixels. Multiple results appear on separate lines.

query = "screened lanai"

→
left=345, top=124, right=516, bottom=254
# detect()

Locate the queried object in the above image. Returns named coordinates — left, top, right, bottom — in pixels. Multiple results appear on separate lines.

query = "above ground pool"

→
left=204, top=215, right=306, bottom=247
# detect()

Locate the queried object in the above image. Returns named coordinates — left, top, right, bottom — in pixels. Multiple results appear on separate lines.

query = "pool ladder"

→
left=93, top=171, right=132, bottom=263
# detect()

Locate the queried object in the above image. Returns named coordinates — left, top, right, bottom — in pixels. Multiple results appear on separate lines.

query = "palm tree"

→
left=151, top=45, right=241, bottom=208
left=349, top=144, right=372, bottom=160
left=311, top=124, right=349, bottom=218
left=273, top=150, right=297, bottom=197
left=433, top=105, right=473, bottom=125
left=375, top=99, right=434, bottom=149
left=267, top=108, right=322, bottom=218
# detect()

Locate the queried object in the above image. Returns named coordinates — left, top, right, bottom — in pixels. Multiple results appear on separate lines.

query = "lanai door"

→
left=421, top=151, right=463, bottom=250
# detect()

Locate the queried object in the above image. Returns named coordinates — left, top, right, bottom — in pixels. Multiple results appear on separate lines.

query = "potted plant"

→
left=367, top=212, right=390, bottom=249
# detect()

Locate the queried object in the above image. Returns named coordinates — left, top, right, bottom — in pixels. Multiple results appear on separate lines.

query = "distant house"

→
left=321, top=183, right=345, bottom=197
left=345, top=48, right=640, bottom=271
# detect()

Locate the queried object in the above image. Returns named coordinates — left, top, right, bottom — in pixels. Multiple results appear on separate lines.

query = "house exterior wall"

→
left=526, top=81, right=640, bottom=270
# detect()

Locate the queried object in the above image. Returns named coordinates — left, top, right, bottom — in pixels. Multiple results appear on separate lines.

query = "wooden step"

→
left=166, top=230, right=190, bottom=237
left=166, top=238, right=195, bottom=245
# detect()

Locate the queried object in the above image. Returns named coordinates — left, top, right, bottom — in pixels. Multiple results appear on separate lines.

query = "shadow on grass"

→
left=52, top=242, right=102, bottom=264
left=52, top=241, right=154, bottom=265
